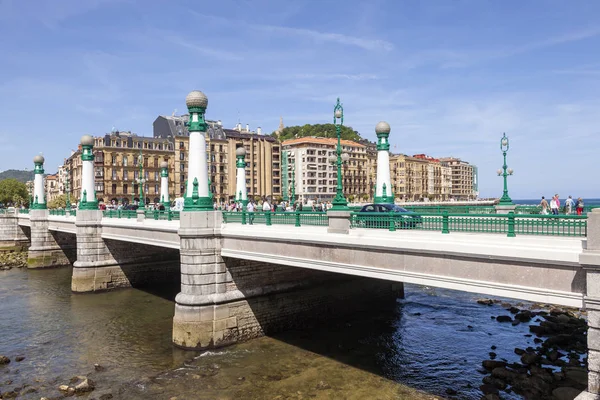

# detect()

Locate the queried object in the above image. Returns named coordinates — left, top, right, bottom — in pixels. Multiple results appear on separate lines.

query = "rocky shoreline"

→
left=475, top=298, right=587, bottom=400
left=0, top=252, right=27, bottom=270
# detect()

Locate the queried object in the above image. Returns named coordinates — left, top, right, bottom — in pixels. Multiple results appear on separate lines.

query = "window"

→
left=180, top=164, right=184, bottom=171
left=122, top=170, right=127, bottom=180
left=180, top=153, right=185, bottom=161
left=154, top=172, right=158, bottom=181
left=111, top=155, right=117, bottom=165
left=112, top=169, right=116, bottom=180
left=123, top=156, right=128, bottom=167
left=154, top=185, right=158, bottom=193
left=123, top=184, right=128, bottom=194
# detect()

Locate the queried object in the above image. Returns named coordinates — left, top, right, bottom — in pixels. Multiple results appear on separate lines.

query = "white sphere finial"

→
left=80, top=134, right=94, bottom=146
left=186, top=90, right=208, bottom=109
left=160, top=161, right=168, bottom=169
left=375, top=121, right=391, bottom=134
left=33, top=154, right=44, bottom=164
left=236, top=147, right=246, bottom=157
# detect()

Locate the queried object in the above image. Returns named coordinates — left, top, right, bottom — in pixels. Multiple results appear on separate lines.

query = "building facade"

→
left=64, top=131, right=175, bottom=206
left=439, top=157, right=478, bottom=200
left=170, top=120, right=281, bottom=202
left=281, top=137, right=368, bottom=203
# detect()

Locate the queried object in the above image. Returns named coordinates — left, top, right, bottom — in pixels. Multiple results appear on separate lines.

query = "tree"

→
left=48, top=194, right=67, bottom=209
left=273, top=124, right=362, bottom=142
left=0, top=179, right=28, bottom=206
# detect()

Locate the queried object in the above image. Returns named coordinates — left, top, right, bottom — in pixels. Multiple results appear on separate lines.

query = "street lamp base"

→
left=498, top=195, right=513, bottom=206
left=79, top=200, right=99, bottom=210
left=183, top=196, right=213, bottom=211
left=374, top=195, right=394, bottom=204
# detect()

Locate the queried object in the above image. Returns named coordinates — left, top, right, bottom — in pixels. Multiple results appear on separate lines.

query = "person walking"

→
left=565, top=196, right=575, bottom=215
left=576, top=198, right=584, bottom=216
left=247, top=200, right=255, bottom=224
left=262, top=198, right=271, bottom=212
left=540, top=196, right=549, bottom=215
left=550, top=195, right=559, bottom=215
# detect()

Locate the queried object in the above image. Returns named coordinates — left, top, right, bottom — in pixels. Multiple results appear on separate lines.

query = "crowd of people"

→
left=539, top=195, right=584, bottom=215
left=213, top=199, right=334, bottom=213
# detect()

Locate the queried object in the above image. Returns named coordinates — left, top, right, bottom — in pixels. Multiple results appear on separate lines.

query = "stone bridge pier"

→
left=28, top=209, right=74, bottom=268
left=172, top=211, right=403, bottom=349
left=579, top=209, right=600, bottom=399
left=72, top=210, right=180, bottom=292
left=0, top=209, right=29, bottom=251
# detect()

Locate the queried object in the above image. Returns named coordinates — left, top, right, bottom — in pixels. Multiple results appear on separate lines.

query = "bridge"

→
left=4, top=88, right=600, bottom=398
left=2, top=207, right=599, bottom=398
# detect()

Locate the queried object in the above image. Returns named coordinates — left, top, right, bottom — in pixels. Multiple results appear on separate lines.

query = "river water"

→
left=0, top=266, right=571, bottom=399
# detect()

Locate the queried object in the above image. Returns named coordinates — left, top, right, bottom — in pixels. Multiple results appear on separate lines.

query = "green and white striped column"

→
left=183, top=90, right=212, bottom=211
left=31, top=155, right=46, bottom=210
left=160, top=161, right=170, bottom=209
left=374, top=121, right=394, bottom=204
left=235, top=147, right=248, bottom=206
left=79, top=135, right=98, bottom=210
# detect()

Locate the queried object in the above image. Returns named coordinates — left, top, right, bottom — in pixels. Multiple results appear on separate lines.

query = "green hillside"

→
left=0, top=169, right=34, bottom=183
left=273, top=123, right=363, bottom=141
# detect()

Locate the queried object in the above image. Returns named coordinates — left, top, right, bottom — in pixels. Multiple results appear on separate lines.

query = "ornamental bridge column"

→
left=28, top=154, right=72, bottom=268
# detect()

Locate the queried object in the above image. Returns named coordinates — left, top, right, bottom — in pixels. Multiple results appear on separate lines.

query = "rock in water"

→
left=496, top=315, right=512, bottom=323
left=74, top=377, right=95, bottom=393
left=0, top=355, right=10, bottom=364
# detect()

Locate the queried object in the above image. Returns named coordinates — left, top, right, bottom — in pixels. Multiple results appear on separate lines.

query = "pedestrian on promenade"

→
left=565, top=196, right=575, bottom=215
left=550, top=195, right=559, bottom=215
left=576, top=198, right=584, bottom=215
left=247, top=201, right=255, bottom=224
left=262, top=198, right=271, bottom=212
left=540, top=196, right=549, bottom=215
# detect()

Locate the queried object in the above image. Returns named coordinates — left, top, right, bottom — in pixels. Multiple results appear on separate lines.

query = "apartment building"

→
left=281, top=137, right=368, bottom=203
left=439, top=157, right=478, bottom=200
left=172, top=121, right=281, bottom=201
left=64, top=131, right=175, bottom=205
left=45, top=173, right=60, bottom=203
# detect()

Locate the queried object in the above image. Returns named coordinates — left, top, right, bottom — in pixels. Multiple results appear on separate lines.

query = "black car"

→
left=356, top=203, right=422, bottom=228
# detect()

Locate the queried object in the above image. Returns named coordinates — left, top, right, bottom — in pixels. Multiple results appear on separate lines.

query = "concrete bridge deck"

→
left=17, top=213, right=586, bottom=307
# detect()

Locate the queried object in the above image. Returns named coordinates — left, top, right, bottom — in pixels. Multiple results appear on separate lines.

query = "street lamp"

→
left=497, top=133, right=514, bottom=205
left=65, top=167, right=70, bottom=209
left=137, top=150, right=146, bottom=210
left=329, top=152, right=349, bottom=199
left=288, top=151, right=296, bottom=204
left=331, top=97, right=348, bottom=210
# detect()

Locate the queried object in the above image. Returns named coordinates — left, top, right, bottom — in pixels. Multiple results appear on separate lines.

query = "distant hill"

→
left=0, top=169, right=34, bottom=183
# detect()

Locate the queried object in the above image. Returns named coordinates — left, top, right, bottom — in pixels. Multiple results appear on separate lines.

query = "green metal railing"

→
left=222, top=211, right=328, bottom=227
left=403, top=205, right=497, bottom=214
left=19, top=209, right=29, bottom=214
left=145, top=210, right=180, bottom=221
left=49, top=209, right=76, bottom=216
left=102, top=210, right=138, bottom=219
left=350, top=211, right=587, bottom=237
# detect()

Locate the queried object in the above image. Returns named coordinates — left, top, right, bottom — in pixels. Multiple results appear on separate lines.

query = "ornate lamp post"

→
left=331, top=98, right=348, bottom=210
left=235, top=147, right=248, bottom=206
left=65, top=167, right=70, bottom=209
left=137, top=149, right=146, bottom=210
left=497, top=133, right=514, bottom=206
left=329, top=152, right=349, bottom=197
left=183, top=90, right=212, bottom=211
left=282, top=150, right=289, bottom=202
left=79, top=135, right=99, bottom=210
left=289, top=151, right=296, bottom=204
left=374, top=121, right=393, bottom=204
left=31, top=154, right=46, bottom=210
left=160, top=161, right=170, bottom=209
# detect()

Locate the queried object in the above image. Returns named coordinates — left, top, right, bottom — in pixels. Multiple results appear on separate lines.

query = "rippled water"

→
left=0, top=266, right=561, bottom=399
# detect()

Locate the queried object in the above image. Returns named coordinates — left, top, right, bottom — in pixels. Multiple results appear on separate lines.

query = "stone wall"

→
left=0, top=213, right=29, bottom=251
left=28, top=210, right=73, bottom=268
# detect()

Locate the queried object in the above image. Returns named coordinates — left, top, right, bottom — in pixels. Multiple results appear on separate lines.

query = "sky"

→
left=1, top=0, right=599, bottom=199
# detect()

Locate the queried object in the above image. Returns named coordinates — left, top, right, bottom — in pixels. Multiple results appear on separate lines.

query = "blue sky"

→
left=1, top=0, right=599, bottom=199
